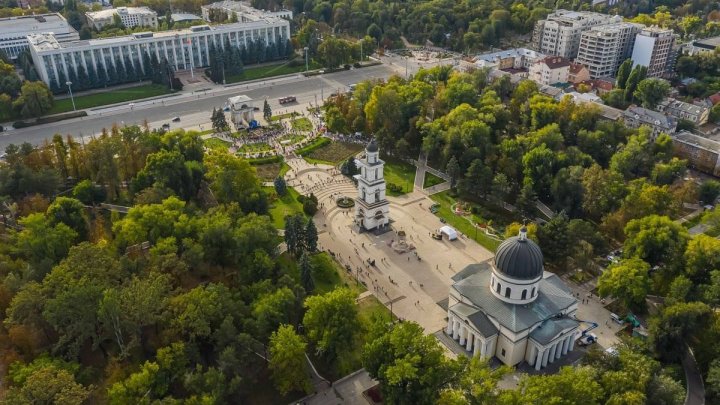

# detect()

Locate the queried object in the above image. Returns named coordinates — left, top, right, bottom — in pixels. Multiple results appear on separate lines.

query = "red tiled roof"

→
left=569, top=63, right=587, bottom=75
left=540, top=56, right=571, bottom=69
left=709, top=93, right=720, bottom=105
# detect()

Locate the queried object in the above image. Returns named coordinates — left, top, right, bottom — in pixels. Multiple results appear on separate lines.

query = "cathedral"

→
left=354, top=140, right=390, bottom=232
left=446, top=227, right=580, bottom=370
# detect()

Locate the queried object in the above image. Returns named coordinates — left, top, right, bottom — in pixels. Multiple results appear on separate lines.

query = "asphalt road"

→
left=0, top=64, right=396, bottom=149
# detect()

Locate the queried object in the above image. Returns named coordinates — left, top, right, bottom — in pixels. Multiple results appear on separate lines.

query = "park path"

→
left=412, top=153, right=452, bottom=196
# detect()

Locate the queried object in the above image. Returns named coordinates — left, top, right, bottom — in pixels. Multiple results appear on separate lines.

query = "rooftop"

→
left=451, top=263, right=577, bottom=333
left=86, top=7, right=157, bottom=20
left=624, top=105, right=677, bottom=128
left=474, top=48, right=545, bottom=63
left=171, top=13, right=202, bottom=22
left=538, top=56, right=571, bottom=69
left=659, top=98, right=708, bottom=115
left=0, top=13, right=77, bottom=36
left=674, top=130, right=720, bottom=153
left=692, top=36, right=720, bottom=50
left=583, top=21, right=641, bottom=35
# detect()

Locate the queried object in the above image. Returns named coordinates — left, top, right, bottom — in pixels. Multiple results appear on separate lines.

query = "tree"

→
left=515, top=183, right=537, bottom=219
left=616, top=59, right=633, bottom=89
left=273, top=176, right=287, bottom=197
left=684, top=234, right=720, bottom=283
left=597, top=257, right=651, bottom=309
left=263, top=99, right=272, bottom=120
left=537, top=212, right=570, bottom=264
left=514, top=366, right=604, bottom=405
left=299, top=253, right=315, bottom=294
left=253, top=287, right=297, bottom=340
left=634, top=78, right=671, bottom=109
left=363, top=321, right=456, bottom=405
left=491, top=173, right=511, bottom=203
left=623, top=215, right=688, bottom=267
left=16, top=213, right=77, bottom=278
left=650, top=301, right=712, bottom=361
left=211, top=108, right=229, bottom=133
left=4, top=365, right=92, bottom=405
left=303, top=288, right=360, bottom=360
left=438, top=356, right=511, bottom=404
left=458, top=158, right=492, bottom=198
left=305, top=218, right=318, bottom=253
left=624, top=65, right=645, bottom=102
left=446, top=156, right=462, bottom=188
left=269, top=325, right=312, bottom=395
left=707, top=359, right=720, bottom=403
left=699, top=180, right=720, bottom=204
left=45, top=196, right=88, bottom=240
left=204, top=150, right=268, bottom=214
left=72, top=179, right=106, bottom=205
left=522, top=145, right=557, bottom=200
left=13, top=81, right=53, bottom=118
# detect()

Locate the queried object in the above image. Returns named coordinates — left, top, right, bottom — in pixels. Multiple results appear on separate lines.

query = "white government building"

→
left=27, top=15, right=290, bottom=90
left=354, top=140, right=390, bottom=232
left=447, top=227, right=580, bottom=370
left=0, top=13, right=78, bottom=60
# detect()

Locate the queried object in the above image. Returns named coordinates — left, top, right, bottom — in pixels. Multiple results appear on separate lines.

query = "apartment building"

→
left=672, top=131, right=720, bottom=176
left=529, top=56, right=572, bottom=85
left=85, top=7, right=158, bottom=30
left=623, top=105, right=677, bottom=138
left=575, top=22, right=641, bottom=79
left=657, top=98, right=710, bottom=125
left=532, top=10, right=621, bottom=59
left=0, top=14, right=78, bottom=60
left=28, top=17, right=290, bottom=90
left=631, top=26, right=676, bottom=78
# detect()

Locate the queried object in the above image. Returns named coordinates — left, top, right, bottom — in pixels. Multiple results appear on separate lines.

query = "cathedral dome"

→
left=494, top=227, right=543, bottom=280
left=366, top=139, right=378, bottom=152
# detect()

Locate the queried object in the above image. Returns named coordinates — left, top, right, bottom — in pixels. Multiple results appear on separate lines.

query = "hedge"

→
left=14, top=110, right=88, bottom=128
left=296, top=137, right=331, bottom=156
left=247, top=155, right=282, bottom=165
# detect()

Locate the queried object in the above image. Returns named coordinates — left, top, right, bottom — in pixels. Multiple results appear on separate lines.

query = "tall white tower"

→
left=354, top=140, right=390, bottom=231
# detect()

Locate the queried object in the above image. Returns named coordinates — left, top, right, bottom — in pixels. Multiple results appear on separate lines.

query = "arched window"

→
left=505, top=287, right=511, bottom=298
left=496, top=283, right=501, bottom=293
left=521, top=289, right=527, bottom=300
left=531, top=287, right=536, bottom=297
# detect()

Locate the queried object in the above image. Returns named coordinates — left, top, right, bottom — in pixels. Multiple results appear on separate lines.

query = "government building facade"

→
left=447, top=227, right=579, bottom=370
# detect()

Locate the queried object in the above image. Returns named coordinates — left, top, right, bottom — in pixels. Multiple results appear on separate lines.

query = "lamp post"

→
left=65, top=81, right=76, bottom=111
left=304, top=47, right=309, bottom=72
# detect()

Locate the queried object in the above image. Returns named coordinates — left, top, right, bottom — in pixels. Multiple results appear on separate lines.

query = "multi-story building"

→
left=0, top=14, right=78, bottom=60
left=201, top=1, right=292, bottom=23
left=85, top=7, right=158, bottom=30
left=567, top=63, right=590, bottom=84
left=28, top=18, right=290, bottom=90
left=623, top=105, right=678, bottom=138
left=672, top=131, right=720, bottom=176
left=528, top=56, right=571, bottom=86
left=575, top=22, right=641, bottom=79
left=631, top=26, right=676, bottom=78
left=657, top=98, right=710, bottom=125
left=471, top=48, right=546, bottom=71
left=532, top=10, right=621, bottom=59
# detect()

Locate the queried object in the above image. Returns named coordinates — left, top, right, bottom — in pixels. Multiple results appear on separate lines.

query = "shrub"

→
left=387, top=183, right=402, bottom=193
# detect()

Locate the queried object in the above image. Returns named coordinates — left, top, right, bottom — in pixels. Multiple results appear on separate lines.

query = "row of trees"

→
left=0, top=56, right=55, bottom=119
left=206, top=38, right=294, bottom=83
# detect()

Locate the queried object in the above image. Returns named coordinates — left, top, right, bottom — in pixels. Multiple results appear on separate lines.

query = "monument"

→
left=354, top=139, right=390, bottom=232
left=227, top=94, right=254, bottom=128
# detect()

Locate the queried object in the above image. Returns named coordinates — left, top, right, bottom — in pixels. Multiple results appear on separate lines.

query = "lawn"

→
left=270, top=111, right=300, bottom=122
left=264, top=187, right=306, bottom=229
left=47, top=84, right=171, bottom=115
left=237, top=142, right=274, bottom=154
left=383, top=157, right=416, bottom=196
left=423, top=172, right=445, bottom=188
left=278, top=133, right=306, bottom=144
left=253, top=161, right=289, bottom=181
left=291, top=117, right=313, bottom=131
left=429, top=191, right=503, bottom=252
left=304, top=141, right=364, bottom=165
left=203, top=137, right=231, bottom=151
left=225, top=60, right=322, bottom=84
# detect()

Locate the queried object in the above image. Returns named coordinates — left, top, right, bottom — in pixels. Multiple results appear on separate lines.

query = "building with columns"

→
left=354, top=140, right=390, bottom=232
left=27, top=16, right=289, bottom=90
left=446, top=227, right=579, bottom=370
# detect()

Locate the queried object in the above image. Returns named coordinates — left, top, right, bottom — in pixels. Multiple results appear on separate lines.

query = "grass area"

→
left=254, top=162, right=290, bottom=181
left=278, top=133, right=306, bottom=144
left=225, top=60, right=321, bottom=84
left=47, top=84, right=170, bottom=115
left=296, top=137, right=331, bottom=157
left=270, top=112, right=300, bottom=122
left=291, top=117, right=313, bottom=131
left=383, top=157, right=416, bottom=196
left=237, top=142, right=274, bottom=154
left=423, top=172, right=445, bottom=188
left=203, top=137, right=232, bottom=151
left=304, top=141, right=363, bottom=165
left=429, top=191, right=502, bottom=251
left=264, top=187, right=306, bottom=229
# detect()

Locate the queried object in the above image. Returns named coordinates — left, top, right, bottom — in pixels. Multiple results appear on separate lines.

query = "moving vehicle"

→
left=172, top=116, right=181, bottom=122
left=161, top=123, right=170, bottom=130
left=279, top=96, right=296, bottom=104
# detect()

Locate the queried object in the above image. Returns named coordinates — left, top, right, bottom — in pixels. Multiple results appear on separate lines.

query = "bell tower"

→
left=354, top=139, right=390, bottom=231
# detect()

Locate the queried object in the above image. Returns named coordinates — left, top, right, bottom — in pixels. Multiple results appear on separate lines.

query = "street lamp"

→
left=66, top=81, right=76, bottom=111
left=304, top=46, right=309, bottom=72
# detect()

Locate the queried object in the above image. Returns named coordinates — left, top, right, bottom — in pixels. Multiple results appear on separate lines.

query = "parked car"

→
left=279, top=96, right=297, bottom=104
left=172, top=116, right=181, bottom=122
left=577, top=333, right=597, bottom=346
left=161, top=123, right=170, bottom=130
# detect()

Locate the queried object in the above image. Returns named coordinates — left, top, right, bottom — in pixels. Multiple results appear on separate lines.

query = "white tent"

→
left=439, top=225, right=458, bottom=241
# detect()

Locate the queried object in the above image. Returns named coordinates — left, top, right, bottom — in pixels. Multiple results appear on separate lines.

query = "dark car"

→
left=172, top=116, right=181, bottom=122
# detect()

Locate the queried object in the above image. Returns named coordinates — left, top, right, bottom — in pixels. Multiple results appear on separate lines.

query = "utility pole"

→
left=304, top=47, right=309, bottom=72
left=66, top=81, right=76, bottom=111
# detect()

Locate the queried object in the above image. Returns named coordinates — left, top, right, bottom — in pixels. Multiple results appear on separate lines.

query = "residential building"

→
left=354, top=140, right=390, bottom=232
left=575, top=22, right=641, bottom=79
left=623, top=105, right=677, bottom=138
left=0, top=14, right=78, bottom=60
left=28, top=17, right=290, bottom=90
left=447, top=226, right=579, bottom=370
left=471, top=48, right=545, bottom=71
left=85, top=7, right=158, bottom=30
left=684, top=35, right=720, bottom=56
left=631, top=26, right=676, bottom=78
left=591, top=77, right=615, bottom=95
left=672, top=131, right=720, bottom=176
left=201, top=1, right=292, bottom=23
left=532, top=10, right=621, bottom=59
left=567, top=63, right=590, bottom=84
left=657, top=98, right=710, bottom=125
left=529, top=56, right=571, bottom=85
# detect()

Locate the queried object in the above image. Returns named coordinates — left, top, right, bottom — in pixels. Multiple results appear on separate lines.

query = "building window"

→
left=501, top=348, right=506, bottom=357
left=505, top=287, right=511, bottom=298
left=496, top=283, right=501, bottom=294
left=521, top=289, right=527, bottom=300
left=532, top=287, right=536, bottom=297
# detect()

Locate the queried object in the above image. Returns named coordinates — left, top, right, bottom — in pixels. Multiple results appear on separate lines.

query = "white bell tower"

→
left=354, top=139, right=390, bottom=231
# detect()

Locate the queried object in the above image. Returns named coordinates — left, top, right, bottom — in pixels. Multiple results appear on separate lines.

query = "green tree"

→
left=598, top=257, right=651, bottom=309
left=684, top=234, right=720, bottom=283
left=522, top=144, right=557, bottom=200
left=274, top=176, right=287, bottom=196
left=491, top=173, right=511, bottom=203
left=513, top=366, right=604, bottom=405
left=515, top=183, right=537, bottom=219
left=269, top=324, right=312, bottom=395
left=211, top=108, right=229, bottom=133
left=624, top=65, right=645, bottom=103
left=72, top=179, right=106, bottom=205
left=623, top=215, right=689, bottom=267
left=438, top=356, right=511, bottom=404
left=650, top=301, right=712, bottom=361
left=634, top=78, right=671, bottom=109
left=458, top=158, right=492, bottom=198
left=4, top=365, right=91, bottom=405
left=204, top=150, right=268, bottom=214
left=616, top=59, right=633, bottom=89
left=45, top=196, right=87, bottom=241
left=537, top=211, right=570, bottom=264
left=305, top=218, right=318, bottom=252
left=16, top=213, right=77, bottom=278
left=253, top=287, right=297, bottom=340
left=446, top=155, right=462, bottom=188
left=299, top=253, right=315, bottom=294
left=699, top=180, right=720, bottom=204
left=303, top=288, right=359, bottom=360
left=12, top=81, right=54, bottom=118
left=263, top=99, right=272, bottom=120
